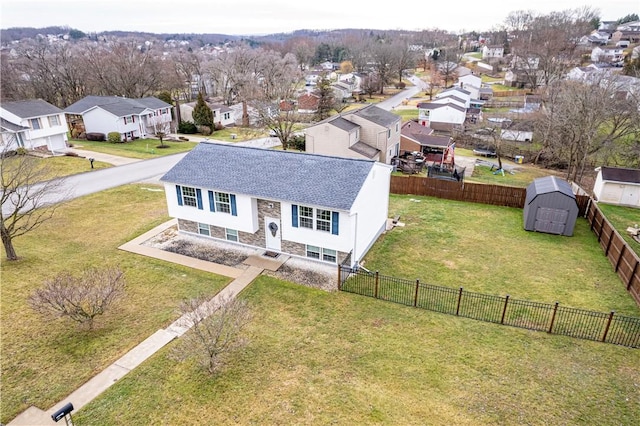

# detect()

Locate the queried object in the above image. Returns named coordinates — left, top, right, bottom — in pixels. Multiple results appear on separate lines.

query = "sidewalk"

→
left=8, top=220, right=279, bottom=426
left=66, top=147, right=142, bottom=166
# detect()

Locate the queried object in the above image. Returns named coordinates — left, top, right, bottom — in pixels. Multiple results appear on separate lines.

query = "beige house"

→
left=304, top=105, right=401, bottom=164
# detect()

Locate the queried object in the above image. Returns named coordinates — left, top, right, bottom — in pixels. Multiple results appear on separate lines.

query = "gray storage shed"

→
left=523, top=176, right=579, bottom=236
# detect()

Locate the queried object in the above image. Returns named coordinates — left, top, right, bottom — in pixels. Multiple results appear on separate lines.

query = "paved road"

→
left=2, top=153, right=187, bottom=217
left=377, top=76, right=424, bottom=111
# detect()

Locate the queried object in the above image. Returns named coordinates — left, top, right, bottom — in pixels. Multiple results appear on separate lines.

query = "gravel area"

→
left=142, top=226, right=338, bottom=291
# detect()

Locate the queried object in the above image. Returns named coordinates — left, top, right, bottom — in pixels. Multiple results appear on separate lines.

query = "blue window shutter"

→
left=332, top=211, right=339, bottom=235
left=230, top=194, right=237, bottom=216
left=176, top=185, right=183, bottom=206
left=196, top=189, right=203, bottom=210
left=292, top=205, right=298, bottom=227
left=208, top=191, right=215, bottom=212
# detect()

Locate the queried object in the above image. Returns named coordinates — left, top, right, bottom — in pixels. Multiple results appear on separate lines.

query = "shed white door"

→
left=264, top=217, right=281, bottom=251
left=534, top=207, right=569, bottom=235
left=621, top=186, right=639, bottom=207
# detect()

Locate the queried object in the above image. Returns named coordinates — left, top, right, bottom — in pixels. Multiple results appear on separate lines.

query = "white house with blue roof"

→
left=64, top=95, right=172, bottom=141
left=160, top=143, right=392, bottom=267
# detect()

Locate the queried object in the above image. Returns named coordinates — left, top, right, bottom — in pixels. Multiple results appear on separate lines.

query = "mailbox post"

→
left=51, top=402, right=74, bottom=425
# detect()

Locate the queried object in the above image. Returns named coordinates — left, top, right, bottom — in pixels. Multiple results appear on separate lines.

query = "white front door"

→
left=264, top=217, right=281, bottom=251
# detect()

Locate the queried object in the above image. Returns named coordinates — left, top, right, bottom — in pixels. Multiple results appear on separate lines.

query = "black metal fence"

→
left=338, top=266, right=640, bottom=348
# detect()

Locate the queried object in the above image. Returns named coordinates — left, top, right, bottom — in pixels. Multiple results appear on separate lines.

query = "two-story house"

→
left=179, top=101, right=235, bottom=127
left=305, top=105, right=401, bottom=164
left=160, top=142, right=392, bottom=267
left=482, top=45, right=504, bottom=60
left=0, top=99, right=68, bottom=153
left=64, top=96, right=173, bottom=141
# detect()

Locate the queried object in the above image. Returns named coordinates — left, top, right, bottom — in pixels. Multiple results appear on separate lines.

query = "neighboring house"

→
left=305, top=105, right=401, bottom=164
left=417, top=102, right=467, bottom=132
left=457, top=74, right=482, bottom=99
left=593, top=166, right=640, bottom=207
left=338, top=72, right=363, bottom=93
left=297, top=93, right=320, bottom=114
left=482, top=45, right=504, bottom=60
left=591, top=46, right=625, bottom=63
left=305, top=71, right=323, bottom=86
left=180, top=101, right=235, bottom=127
left=160, top=142, right=392, bottom=267
left=0, top=99, right=68, bottom=152
left=500, top=120, right=534, bottom=142
left=436, top=87, right=471, bottom=105
left=331, top=81, right=353, bottom=100
left=64, top=96, right=172, bottom=141
left=431, top=95, right=467, bottom=109
left=400, top=121, right=452, bottom=164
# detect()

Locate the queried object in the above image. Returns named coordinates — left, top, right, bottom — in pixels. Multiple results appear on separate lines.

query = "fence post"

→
left=501, top=295, right=510, bottom=324
left=374, top=271, right=379, bottom=299
left=629, top=261, right=639, bottom=291
left=602, top=311, right=615, bottom=343
left=337, top=265, right=342, bottom=291
left=456, top=287, right=463, bottom=316
left=414, top=279, right=420, bottom=307
left=605, top=228, right=615, bottom=256
left=548, top=302, right=559, bottom=333
left=615, top=245, right=626, bottom=273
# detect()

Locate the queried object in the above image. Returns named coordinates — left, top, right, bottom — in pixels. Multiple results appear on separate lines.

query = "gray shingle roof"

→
left=1, top=99, right=62, bottom=118
left=0, top=117, right=29, bottom=132
left=160, top=143, right=375, bottom=210
left=350, top=105, right=400, bottom=128
left=329, top=117, right=360, bottom=132
left=349, top=141, right=380, bottom=158
left=64, top=96, right=171, bottom=117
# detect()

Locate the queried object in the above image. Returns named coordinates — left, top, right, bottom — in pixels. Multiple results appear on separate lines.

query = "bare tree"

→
left=29, top=267, right=126, bottom=330
left=172, top=294, right=252, bottom=375
left=369, top=39, right=396, bottom=94
left=1, top=147, right=69, bottom=260
left=535, top=76, right=640, bottom=182
left=505, top=7, right=599, bottom=88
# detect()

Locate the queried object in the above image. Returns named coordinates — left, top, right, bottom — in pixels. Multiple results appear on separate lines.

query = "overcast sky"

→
left=1, top=0, right=638, bottom=36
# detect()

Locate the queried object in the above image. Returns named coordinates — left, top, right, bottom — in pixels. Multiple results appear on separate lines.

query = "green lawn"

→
left=0, top=184, right=231, bottom=423
left=74, top=277, right=640, bottom=425
left=70, top=138, right=197, bottom=159
left=597, top=203, right=640, bottom=256
left=468, top=163, right=562, bottom=188
left=364, top=194, right=640, bottom=316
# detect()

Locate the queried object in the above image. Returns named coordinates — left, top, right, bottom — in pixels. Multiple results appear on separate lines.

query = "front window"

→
left=124, top=116, right=134, bottom=124
left=215, top=192, right=231, bottom=213
left=181, top=186, right=198, bottom=207
left=299, top=206, right=314, bottom=229
left=316, top=209, right=331, bottom=232
left=48, top=115, right=60, bottom=126
left=29, top=118, right=41, bottom=130
left=306, top=245, right=321, bottom=259
left=223, top=112, right=231, bottom=120
left=226, top=228, right=238, bottom=242
left=306, top=245, right=337, bottom=263
left=198, top=223, right=210, bottom=236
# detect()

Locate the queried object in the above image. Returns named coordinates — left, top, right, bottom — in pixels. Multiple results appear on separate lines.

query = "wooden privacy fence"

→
left=586, top=202, right=640, bottom=306
left=338, top=267, right=640, bottom=348
left=390, top=175, right=591, bottom=215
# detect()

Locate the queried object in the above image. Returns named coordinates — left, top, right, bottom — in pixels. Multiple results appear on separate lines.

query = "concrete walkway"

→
left=66, top=147, right=142, bottom=166
left=7, top=220, right=277, bottom=426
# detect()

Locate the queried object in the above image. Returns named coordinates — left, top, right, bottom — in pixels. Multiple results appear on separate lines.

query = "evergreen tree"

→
left=192, top=92, right=213, bottom=129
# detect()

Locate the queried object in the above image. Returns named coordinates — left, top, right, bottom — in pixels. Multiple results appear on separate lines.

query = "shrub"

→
left=86, top=132, right=106, bottom=141
left=290, top=134, right=306, bottom=151
left=16, top=147, right=28, bottom=155
left=178, top=121, right=198, bottom=134
left=107, top=132, right=122, bottom=143
left=214, top=122, right=225, bottom=131
left=199, top=126, right=212, bottom=136
left=70, top=128, right=80, bottom=139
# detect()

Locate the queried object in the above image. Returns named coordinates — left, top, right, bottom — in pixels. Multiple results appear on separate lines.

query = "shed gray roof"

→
left=64, top=96, right=171, bottom=117
left=350, top=105, right=400, bottom=127
left=525, top=176, right=575, bottom=205
left=0, top=117, right=29, bottom=132
left=160, top=143, right=375, bottom=210
left=600, top=166, right=640, bottom=184
left=1, top=99, right=62, bottom=118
